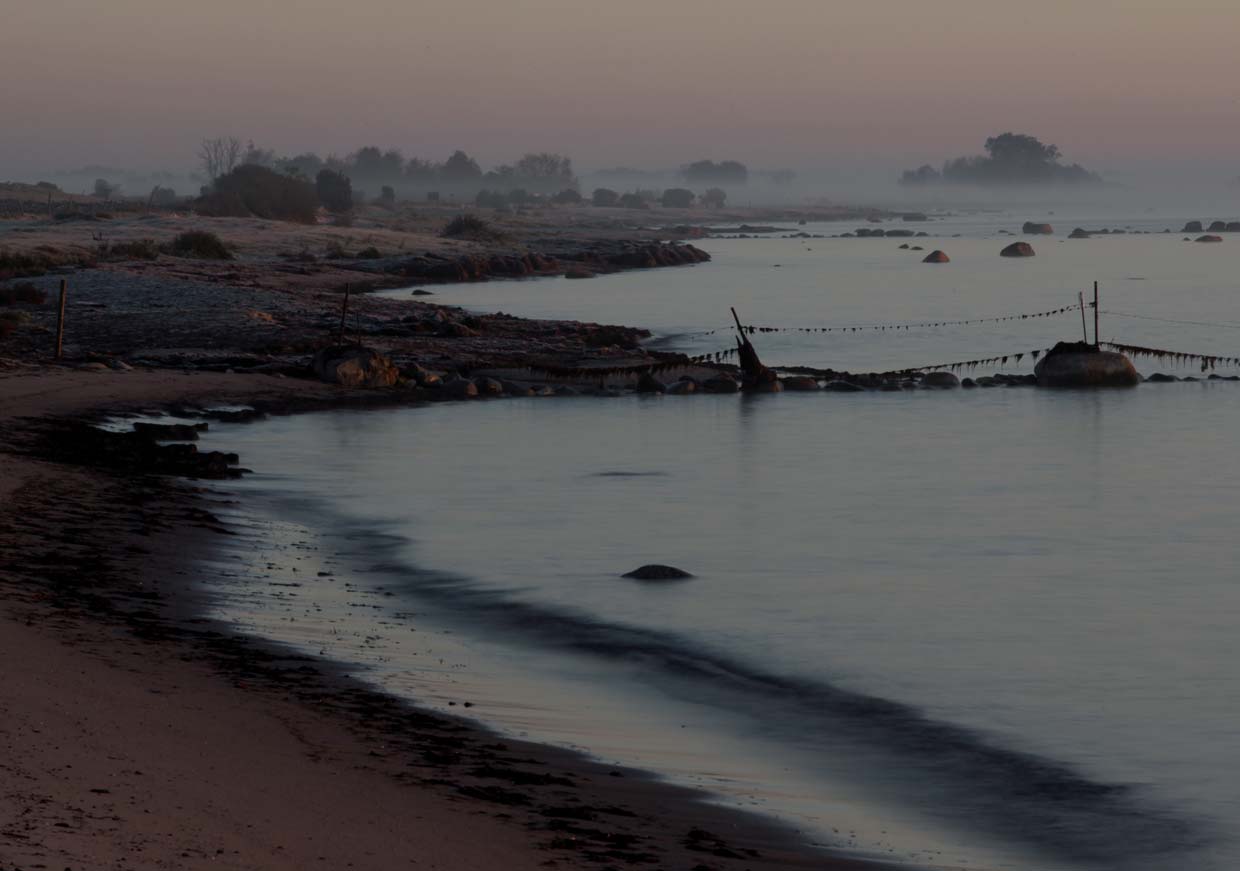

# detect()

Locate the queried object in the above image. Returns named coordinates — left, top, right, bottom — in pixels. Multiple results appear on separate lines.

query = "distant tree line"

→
left=191, top=138, right=760, bottom=221
left=900, top=133, right=1101, bottom=186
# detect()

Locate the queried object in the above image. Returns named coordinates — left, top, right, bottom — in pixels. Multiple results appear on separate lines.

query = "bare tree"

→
left=199, top=137, right=243, bottom=184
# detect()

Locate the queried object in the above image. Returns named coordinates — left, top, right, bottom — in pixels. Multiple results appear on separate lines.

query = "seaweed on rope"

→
left=1102, top=341, right=1240, bottom=371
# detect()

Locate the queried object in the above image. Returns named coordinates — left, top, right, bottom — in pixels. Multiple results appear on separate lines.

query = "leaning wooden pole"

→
left=1078, top=292, right=1088, bottom=343
left=55, top=279, right=67, bottom=360
left=1094, top=280, right=1100, bottom=348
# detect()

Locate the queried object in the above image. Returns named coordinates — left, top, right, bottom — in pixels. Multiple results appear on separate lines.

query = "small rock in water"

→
left=1000, top=242, right=1036, bottom=258
left=622, top=564, right=693, bottom=581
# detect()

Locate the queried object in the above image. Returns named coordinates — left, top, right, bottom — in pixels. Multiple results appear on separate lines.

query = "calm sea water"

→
left=200, top=209, right=1240, bottom=870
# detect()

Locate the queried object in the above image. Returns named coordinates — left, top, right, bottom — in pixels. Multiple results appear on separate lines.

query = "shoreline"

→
left=0, top=368, right=902, bottom=871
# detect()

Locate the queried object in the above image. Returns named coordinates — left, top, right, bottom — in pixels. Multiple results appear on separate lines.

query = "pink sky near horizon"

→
left=3, top=0, right=1238, bottom=176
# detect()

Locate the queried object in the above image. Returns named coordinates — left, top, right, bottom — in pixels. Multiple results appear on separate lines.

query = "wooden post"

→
left=1093, top=280, right=1099, bottom=348
left=730, top=306, right=745, bottom=334
left=1078, top=292, right=1088, bottom=343
left=337, top=284, right=350, bottom=343
left=55, top=279, right=67, bottom=359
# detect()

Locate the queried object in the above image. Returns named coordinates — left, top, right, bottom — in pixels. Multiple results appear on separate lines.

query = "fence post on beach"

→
left=1094, top=281, right=1100, bottom=348
left=55, top=279, right=67, bottom=360
left=1078, top=292, right=1088, bottom=343
left=337, top=284, right=350, bottom=344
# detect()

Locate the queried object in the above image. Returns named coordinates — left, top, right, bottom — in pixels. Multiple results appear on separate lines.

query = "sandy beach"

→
left=0, top=364, right=890, bottom=870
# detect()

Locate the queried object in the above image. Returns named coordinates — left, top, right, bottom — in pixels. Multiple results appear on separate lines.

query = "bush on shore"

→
left=98, top=239, right=160, bottom=261
left=197, top=165, right=318, bottom=223
left=164, top=231, right=233, bottom=260
left=441, top=214, right=499, bottom=240
left=0, top=282, right=46, bottom=305
left=316, top=169, right=353, bottom=213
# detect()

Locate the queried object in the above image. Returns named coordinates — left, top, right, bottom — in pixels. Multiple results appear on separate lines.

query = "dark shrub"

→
left=507, top=188, right=532, bottom=206
left=701, top=187, right=726, bottom=208
left=35, top=181, right=60, bottom=192
left=0, top=282, right=47, bottom=305
left=316, top=169, right=353, bottom=213
left=376, top=186, right=396, bottom=209
left=592, top=188, right=619, bottom=207
left=356, top=246, right=382, bottom=259
left=660, top=188, right=695, bottom=208
left=165, top=231, right=232, bottom=260
left=149, top=186, right=178, bottom=207
left=99, top=239, right=160, bottom=261
left=94, top=178, right=119, bottom=199
left=475, top=189, right=508, bottom=209
left=617, top=192, right=649, bottom=210
left=198, top=165, right=318, bottom=223
left=441, top=214, right=497, bottom=239
left=551, top=188, right=581, bottom=205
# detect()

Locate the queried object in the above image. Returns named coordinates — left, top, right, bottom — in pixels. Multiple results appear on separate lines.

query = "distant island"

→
left=900, top=133, right=1101, bottom=187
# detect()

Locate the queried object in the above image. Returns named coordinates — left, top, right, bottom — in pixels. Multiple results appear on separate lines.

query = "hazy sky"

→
left=4, top=0, right=1239, bottom=177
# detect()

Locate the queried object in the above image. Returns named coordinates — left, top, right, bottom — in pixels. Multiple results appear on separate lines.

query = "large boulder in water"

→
left=1069, top=228, right=1092, bottom=239
left=1182, top=221, right=1203, bottom=233
left=922, top=249, right=950, bottom=263
left=1022, top=221, right=1054, bottom=235
left=1034, top=342, right=1139, bottom=388
left=1000, top=242, right=1036, bottom=258
left=1196, top=235, right=1224, bottom=243
left=312, top=346, right=399, bottom=388
left=622, top=564, right=693, bottom=581
left=1208, top=221, right=1227, bottom=232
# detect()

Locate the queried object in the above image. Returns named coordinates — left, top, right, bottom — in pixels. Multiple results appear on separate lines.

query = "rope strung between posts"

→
left=890, top=348, right=1055, bottom=375
left=1100, top=310, right=1240, bottom=331
left=1102, top=341, right=1240, bottom=370
left=690, top=303, right=1088, bottom=336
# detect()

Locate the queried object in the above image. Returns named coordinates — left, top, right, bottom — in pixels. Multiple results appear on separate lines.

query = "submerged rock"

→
left=1196, top=235, right=1223, bottom=243
left=921, top=371, right=961, bottom=388
left=1069, top=228, right=1092, bottom=239
left=1145, top=373, right=1178, bottom=382
left=702, top=374, right=739, bottom=393
left=1034, top=342, right=1140, bottom=388
left=822, top=380, right=865, bottom=392
left=622, top=564, right=693, bottom=581
left=922, top=249, right=950, bottom=263
left=1000, top=242, right=1036, bottom=258
left=1022, top=222, right=1054, bottom=235
left=635, top=371, right=666, bottom=394
left=664, top=378, right=697, bottom=395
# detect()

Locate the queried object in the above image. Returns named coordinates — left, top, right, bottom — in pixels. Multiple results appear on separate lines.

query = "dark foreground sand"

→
left=0, top=368, right=898, bottom=871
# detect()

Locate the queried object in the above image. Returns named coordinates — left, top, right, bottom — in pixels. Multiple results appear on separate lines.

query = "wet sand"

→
left=0, top=368, right=899, bottom=871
